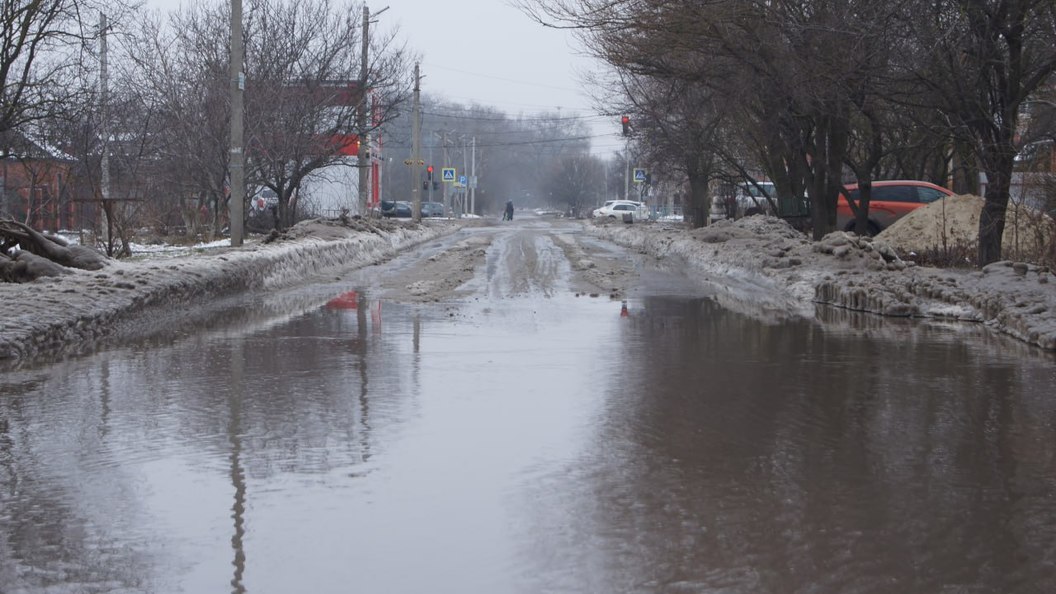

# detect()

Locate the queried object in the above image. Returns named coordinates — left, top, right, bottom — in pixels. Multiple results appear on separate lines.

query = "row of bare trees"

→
left=378, top=96, right=610, bottom=216
left=2, top=0, right=412, bottom=258
left=522, top=0, right=1056, bottom=265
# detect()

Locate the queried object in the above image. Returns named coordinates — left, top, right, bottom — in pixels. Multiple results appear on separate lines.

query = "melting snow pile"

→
left=879, top=194, right=1056, bottom=261
left=586, top=215, right=1056, bottom=351
left=0, top=219, right=452, bottom=363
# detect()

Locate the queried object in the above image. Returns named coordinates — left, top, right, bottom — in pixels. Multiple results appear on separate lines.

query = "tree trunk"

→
left=978, top=156, right=1014, bottom=265
left=687, top=169, right=710, bottom=229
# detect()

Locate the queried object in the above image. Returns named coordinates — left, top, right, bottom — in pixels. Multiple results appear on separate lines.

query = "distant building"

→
left=1, top=133, right=78, bottom=232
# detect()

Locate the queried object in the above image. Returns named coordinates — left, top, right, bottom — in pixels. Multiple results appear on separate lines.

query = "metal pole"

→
left=411, top=63, right=422, bottom=222
left=358, top=4, right=370, bottom=216
left=428, top=144, right=434, bottom=204
left=228, top=0, right=245, bottom=246
left=99, top=13, right=111, bottom=243
left=470, top=136, right=476, bottom=215
left=624, top=137, right=630, bottom=202
left=99, top=13, right=109, bottom=204
left=442, top=131, right=450, bottom=217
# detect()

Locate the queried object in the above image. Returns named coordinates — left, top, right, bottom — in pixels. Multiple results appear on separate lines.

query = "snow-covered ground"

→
left=0, top=218, right=457, bottom=364
left=3, top=209, right=1053, bottom=367
left=587, top=215, right=1055, bottom=351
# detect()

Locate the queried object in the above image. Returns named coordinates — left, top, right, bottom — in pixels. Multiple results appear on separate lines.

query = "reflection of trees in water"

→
left=530, top=297, right=1056, bottom=592
left=0, top=368, right=149, bottom=591
left=0, top=292, right=421, bottom=591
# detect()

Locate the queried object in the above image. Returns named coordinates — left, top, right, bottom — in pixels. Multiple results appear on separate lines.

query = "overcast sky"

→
left=146, top=0, right=621, bottom=155
left=388, top=1, right=621, bottom=153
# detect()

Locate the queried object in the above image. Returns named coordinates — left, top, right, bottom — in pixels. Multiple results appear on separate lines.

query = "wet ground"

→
left=1, top=216, right=1054, bottom=593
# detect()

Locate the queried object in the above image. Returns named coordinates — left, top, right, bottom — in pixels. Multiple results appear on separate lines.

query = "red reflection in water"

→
left=326, top=291, right=360, bottom=310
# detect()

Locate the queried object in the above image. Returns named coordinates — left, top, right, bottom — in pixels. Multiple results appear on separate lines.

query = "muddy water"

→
left=1, top=222, right=1055, bottom=593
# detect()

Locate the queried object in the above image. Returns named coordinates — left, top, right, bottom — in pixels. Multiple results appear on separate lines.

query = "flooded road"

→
left=2, top=217, right=1055, bottom=593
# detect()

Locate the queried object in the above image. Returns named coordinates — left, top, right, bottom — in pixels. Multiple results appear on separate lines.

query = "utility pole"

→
left=99, top=13, right=110, bottom=243
left=442, top=130, right=450, bottom=218
left=410, top=63, right=422, bottom=222
left=427, top=145, right=435, bottom=204
left=624, top=139, right=631, bottom=202
left=358, top=4, right=370, bottom=215
left=470, top=137, right=476, bottom=215
left=99, top=13, right=109, bottom=204
left=228, top=0, right=245, bottom=246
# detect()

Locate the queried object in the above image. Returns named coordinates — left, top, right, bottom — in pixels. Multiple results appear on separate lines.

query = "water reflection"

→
left=0, top=291, right=1053, bottom=593
left=513, top=297, right=1056, bottom=592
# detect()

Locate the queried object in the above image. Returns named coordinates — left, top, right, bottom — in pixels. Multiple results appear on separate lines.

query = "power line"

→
left=421, top=110, right=608, bottom=122
left=385, top=133, right=615, bottom=150
left=422, top=62, right=582, bottom=94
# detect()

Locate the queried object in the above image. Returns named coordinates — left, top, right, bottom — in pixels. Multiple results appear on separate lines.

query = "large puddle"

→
left=2, top=227, right=1054, bottom=592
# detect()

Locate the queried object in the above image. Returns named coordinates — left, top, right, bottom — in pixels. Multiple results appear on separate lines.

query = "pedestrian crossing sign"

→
left=442, top=167, right=456, bottom=182
left=633, top=168, right=648, bottom=183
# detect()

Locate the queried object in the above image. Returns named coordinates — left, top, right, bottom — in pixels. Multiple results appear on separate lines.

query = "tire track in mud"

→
left=373, top=220, right=642, bottom=303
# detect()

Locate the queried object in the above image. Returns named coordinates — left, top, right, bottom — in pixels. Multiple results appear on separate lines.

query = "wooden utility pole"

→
left=228, top=0, right=245, bottom=246
left=410, top=63, right=422, bottom=222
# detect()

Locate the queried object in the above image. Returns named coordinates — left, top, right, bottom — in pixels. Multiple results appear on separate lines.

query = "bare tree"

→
left=900, top=0, right=1056, bottom=265
left=242, top=0, right=411, bottom=229
left=0, top=0, right=100, bottom=139
left=543, top=152, right=603, bottom=216
left=128, top=5, right=233, bottom=238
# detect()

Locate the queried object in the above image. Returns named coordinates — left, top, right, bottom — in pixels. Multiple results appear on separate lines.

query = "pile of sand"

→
left=879, top=194, right=1055, bottom=260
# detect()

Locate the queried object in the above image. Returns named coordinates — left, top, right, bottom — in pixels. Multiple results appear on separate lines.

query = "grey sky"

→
left=146, top=0, right=621, bottom=154
left=381, top=1, right=620, bottom=153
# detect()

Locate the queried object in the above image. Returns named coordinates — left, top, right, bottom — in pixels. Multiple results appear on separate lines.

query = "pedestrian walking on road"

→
left=504, top=200, right=514, bottom=221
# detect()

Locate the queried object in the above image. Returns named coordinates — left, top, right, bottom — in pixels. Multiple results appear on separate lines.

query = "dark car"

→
left=381, top=200, right=413, bottom=218
left=421, top=202, right=445, bottom=218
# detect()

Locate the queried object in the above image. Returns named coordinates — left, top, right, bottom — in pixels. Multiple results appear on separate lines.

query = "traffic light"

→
left=621, top=115, right=630, bottom=136
left=426, top=165, right=434, bottom=180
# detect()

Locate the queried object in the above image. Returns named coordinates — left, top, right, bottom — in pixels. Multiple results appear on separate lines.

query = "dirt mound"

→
left=879, top=194, right=1055, bottom=260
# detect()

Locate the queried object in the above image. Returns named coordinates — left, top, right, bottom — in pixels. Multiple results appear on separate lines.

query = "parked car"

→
left=592, top=200, right=649, bottom=221
left=381, top=200, right=413, bottom=218
left=837, top=180, right=953, bottom=235
left=420, top=201, right=445, bottom=218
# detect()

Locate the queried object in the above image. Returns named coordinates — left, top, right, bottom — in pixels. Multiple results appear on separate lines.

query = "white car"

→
left=592, top=200, right=649, bottom=221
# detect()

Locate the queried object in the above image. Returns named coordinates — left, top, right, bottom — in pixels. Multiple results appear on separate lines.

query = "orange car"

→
left=837, top=180, right=954, bottom=234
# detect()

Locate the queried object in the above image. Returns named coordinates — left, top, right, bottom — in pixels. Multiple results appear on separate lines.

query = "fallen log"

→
left=0, top=219, right=109, bottom=271
left=0, top=250, right=73, bottom=283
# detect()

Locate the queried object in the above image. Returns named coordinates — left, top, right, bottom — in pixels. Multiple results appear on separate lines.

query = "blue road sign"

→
left=633, top=168, right=648, bottom=183
left=442, top=167, right=456, bottom=182
left=459, top=175, right=468, bottom=186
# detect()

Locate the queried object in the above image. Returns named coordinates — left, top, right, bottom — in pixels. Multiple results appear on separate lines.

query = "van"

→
left=711, top=181, right=775, bottom=221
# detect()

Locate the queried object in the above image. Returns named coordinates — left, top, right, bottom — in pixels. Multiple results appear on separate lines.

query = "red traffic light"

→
left=427, top=165, right=434, bottom=173
left=621, top=115, right=630, bottom=136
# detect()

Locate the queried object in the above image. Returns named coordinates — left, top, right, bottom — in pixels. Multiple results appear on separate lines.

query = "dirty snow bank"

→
left=0, top=218, right=457, bottom=363
left=879, top=193, right=1055, bottom=260
left=586, top=217, right=1056, bottom=351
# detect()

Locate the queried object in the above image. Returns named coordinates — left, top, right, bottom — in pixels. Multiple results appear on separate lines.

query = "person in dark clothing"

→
left=503, top=200, right=514, bottom=221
